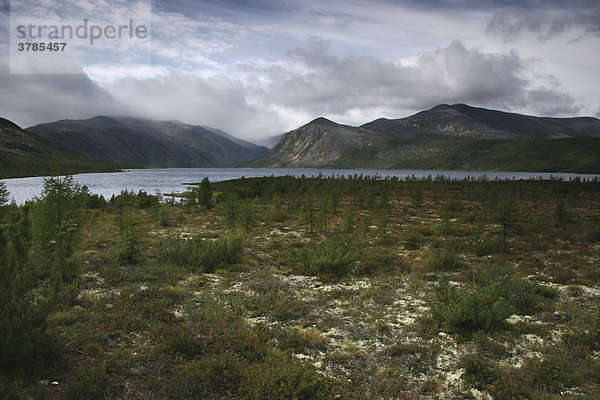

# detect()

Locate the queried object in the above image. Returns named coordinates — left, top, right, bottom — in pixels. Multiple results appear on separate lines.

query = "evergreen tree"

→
left=304, top=188, right=315, bottom=234
left=0, top=207, right=52, bottom=367
left=118, top=202, right=141, bottom=265
left=376, top=192, right=391, bottom=235
left=0, top=180, right=9, bottom=207
left=221, top=193, right=240, bottom=232
left=183, top=188, right=196, bottom=211
left=197, top=177, right=213, bottom=209
left=497, top=197, right=520, bottom=253
left=360, top=213, right=370, bottom=240
left=240, top=198, right=258, bottom=234
left=32, top=176, right=84, bottom=283
left=345, top=209, right=356, bottom=234
left=411, top=186, right=423, bottom=208
left=320, top=196, right=330, bottom=233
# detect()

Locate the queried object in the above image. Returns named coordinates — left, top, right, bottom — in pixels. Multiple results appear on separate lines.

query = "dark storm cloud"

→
left=0, top=63, right=120, bottom=128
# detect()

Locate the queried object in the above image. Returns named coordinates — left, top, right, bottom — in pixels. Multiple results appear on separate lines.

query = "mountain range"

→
left=251, top=104, right=600, bottom=172
left=2, top=103, right=600, bottom=177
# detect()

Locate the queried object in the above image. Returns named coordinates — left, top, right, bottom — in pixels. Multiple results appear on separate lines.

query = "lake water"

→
left=3, top=167, right=600, bottom=204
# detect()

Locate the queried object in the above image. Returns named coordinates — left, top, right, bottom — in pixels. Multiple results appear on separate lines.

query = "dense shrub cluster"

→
left=159, top=236, right=243, bottom=272
left=425, top=249, right=464, bottom=271
left=429, top=277, right=512, bottom=333
left=289, top=238, right=359, bottom=278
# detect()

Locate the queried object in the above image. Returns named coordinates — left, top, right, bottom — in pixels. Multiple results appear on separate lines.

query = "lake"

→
left=3, top=167, right=600, bottom=204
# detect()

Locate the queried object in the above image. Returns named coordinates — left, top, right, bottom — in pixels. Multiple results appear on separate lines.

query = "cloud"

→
left=0, top=0, right=593, bottom=140
left=0, top=61, right=120, bottom=128
left=0, top=38, right=580, bottom=138
left=486, top=3, right=600, bottom=42
left=257, top=38, right=578, bottom=122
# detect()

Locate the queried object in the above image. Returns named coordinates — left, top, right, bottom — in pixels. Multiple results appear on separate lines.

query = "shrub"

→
left=425, top=249, right=464, bottom=271
left=553, top=267, right=576, bottom=284
left=471, top=236, right=504, bottom=256
left=402, top=232, right=421, bottom=250
left=566, top=284, right=584, bottom=297
left=500, top=278, right=538, bottom=315
left=472, top=268, right=559, bottom=315
left=167, top=353, right=244, bottom=399
left=462, top=353, right=499, bottom=389
left=360, top=248, right=406, bottom=275
left=429, top=277, right=512, bottom=334
left=246, top=281, right=307, bottom=321
left=240, top=351, right=331, bottom=400
left=562, top=302, right=600, bottom=353
left=275, top=326, right=328, bottom=353
left=290, top=239, right=359, bottom=278
left=158, top=236, right=242, bottom=272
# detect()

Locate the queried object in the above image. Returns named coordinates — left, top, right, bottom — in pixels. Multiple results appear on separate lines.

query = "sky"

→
left=1, top=0, right=599, bottom=142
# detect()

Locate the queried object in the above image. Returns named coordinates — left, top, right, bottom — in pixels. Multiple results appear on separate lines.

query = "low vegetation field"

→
left=1, top=175, right=599, bottom=399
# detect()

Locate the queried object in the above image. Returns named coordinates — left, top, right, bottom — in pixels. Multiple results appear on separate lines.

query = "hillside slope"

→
left=28, top=117, right=269, bottom=168
left=0, top=117, right=123, bottom=179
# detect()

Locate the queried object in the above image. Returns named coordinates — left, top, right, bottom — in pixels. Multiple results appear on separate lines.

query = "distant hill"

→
left=0, top=117, right=123, bottom=179
left=28, top=117, right=269, bottom=168
left=249, top=104, right=600, bottom=173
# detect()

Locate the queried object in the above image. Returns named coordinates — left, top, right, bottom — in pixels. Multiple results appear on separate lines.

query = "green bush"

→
left=360, top=247, right=406, bottom=275
left=472, top=268, right=558, bottom=315
left=246, top=281, right=308, bottom=321
left=290, top=239, right=359, bottom=278
left=240, top=351, right=331, bottom=400
left=425, top=249, right=464, bottom=271
left=167, top=353, right=244, bottom=399
left=462, top=353, right=499, bottom=390
left=275, top=326, right=328, bottom=353
left=158, top=236, right=242, bottom=272
left=429, top=277, right=512, bottom=334
left=562, top=302, right=600, bottom=354
left=402, top=232, right=421, bottom=250
left=471, top=236, right=504, bottom=256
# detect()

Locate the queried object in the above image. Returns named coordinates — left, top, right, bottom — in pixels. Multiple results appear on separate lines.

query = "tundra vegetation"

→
left=0, top=174, right=599, bottom=399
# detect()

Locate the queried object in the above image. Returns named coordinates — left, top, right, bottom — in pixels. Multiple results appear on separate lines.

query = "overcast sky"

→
left=1, top=0, right=599, bottom=141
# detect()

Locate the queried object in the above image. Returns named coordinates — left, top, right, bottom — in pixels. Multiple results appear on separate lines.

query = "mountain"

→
left=28, top=117, right=269, bottom=168
left=256, top=117, right=384, bottom=167
left=249, top=105, right=600, bottom=173
left=361, top=104, right=600, bottom=139
left=0, top=117, right=123, bottom=179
